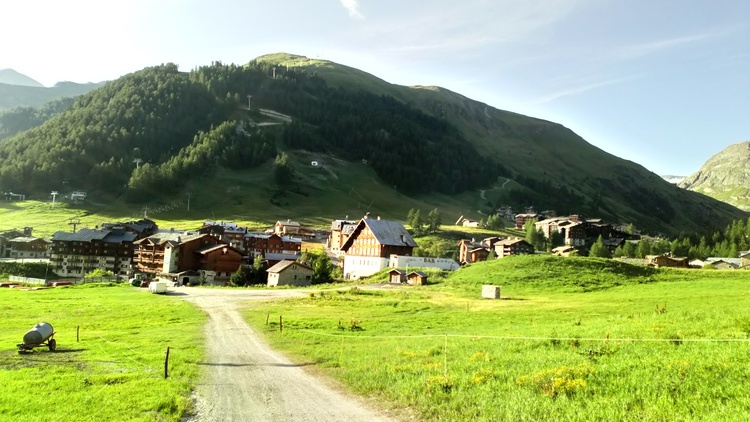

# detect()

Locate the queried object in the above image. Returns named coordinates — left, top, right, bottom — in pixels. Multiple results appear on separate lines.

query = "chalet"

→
left=274, top=220, right=302, bottom=236
left=49, top=227, right=136, bottom=277
left=389, top=269, right=406, bottom=283
left=199, top=221, right=247, bottom=251
left=134, top=231, right=225, bottom=276
left=8, top=237, right=50, bottom=259
left=0, top=227, right=32, bottom=258
left=455, top=215, right=480, bottom=228
left=458, top=237, right=504, bottom=264
left=646, top=254, right=688, bottom=268
left=327, top=219, right=358, bottom=254
left=494, top=238, right=534, bottom=258
left=406, top=271, right=428, bottom=285
left=741, top=251, right=750, bottom=269
left=244, top=233, right=301, bottom=260
left=194, top=244, right=245, bottom=282
left=266, top=260, right=313, bottom=287
left=705, top=257, right=741, bottom=269
left=602, top=238, right=625, bottom=253
left=458, top=239, right=489, bottom=264
left=341, top=217, right=417, bottom=280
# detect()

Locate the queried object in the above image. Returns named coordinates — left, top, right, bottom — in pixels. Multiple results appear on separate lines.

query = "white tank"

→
left=23, top=322, right=54, bottom=345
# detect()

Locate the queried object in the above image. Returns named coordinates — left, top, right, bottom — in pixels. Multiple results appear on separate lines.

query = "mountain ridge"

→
left=0, top=54, right=746, bottom=235
left=0, top=68, right=44, bottom=87
left=679, top=141, right=750, bottom=211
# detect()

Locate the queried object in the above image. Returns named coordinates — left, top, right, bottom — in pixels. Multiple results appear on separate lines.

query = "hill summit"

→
left=0, top=68, right=44, bottom=87
left=680, top=141, right=750, bottom=211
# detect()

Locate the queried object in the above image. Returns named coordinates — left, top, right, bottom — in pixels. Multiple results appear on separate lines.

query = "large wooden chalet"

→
left=340, top=217, right=418, bottom=280
left=134, top=231, right=243, bottom=280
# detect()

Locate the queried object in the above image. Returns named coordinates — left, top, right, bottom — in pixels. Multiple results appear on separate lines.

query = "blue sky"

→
left=1, top=0, right=748, bottom=176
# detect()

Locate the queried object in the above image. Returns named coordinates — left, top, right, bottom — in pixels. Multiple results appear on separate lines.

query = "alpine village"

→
left=1, top=53, right=749, bottom=421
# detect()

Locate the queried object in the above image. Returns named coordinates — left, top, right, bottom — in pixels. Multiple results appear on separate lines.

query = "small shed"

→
left=389, top=269, right=406, bottom=283
left=406, top=271, right=428, bottom=285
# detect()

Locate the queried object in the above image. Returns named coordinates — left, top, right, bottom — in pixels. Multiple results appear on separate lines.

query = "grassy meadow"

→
left=243, top=255, right=750, bottom=421
left=0, top=283, right=205, bottom=421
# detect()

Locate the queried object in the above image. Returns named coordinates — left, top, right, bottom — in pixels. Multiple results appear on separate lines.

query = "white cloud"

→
left=531, top=75, right=640, bottom=105
left=339, top=0, right=364, bottom=20
left=611, top=29, right=734, bottom=61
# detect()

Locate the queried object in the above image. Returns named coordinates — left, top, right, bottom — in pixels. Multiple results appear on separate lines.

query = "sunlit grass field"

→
left=0, top=283, right=205, bottom=421
left=243, top=256, right=750, bottom=421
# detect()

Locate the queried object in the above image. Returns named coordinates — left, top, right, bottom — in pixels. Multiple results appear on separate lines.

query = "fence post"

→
left=266, top=312, right=270, bottom=326
left=164, top=347, right=170, bottom=379
left=279, top=315, right=283, bottom=333
left=76, top=326, right=80, bottom=342
left=444, top=335, right=448, bottom=377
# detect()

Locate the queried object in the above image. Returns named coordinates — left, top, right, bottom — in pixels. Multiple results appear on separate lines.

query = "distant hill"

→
left=0, top=54, right=746, bottom=235
left=679, top=141, right=750, bottom=211
left=0, top=68, right=44, bottom=87
left=0, top=79, right=104, bottom=111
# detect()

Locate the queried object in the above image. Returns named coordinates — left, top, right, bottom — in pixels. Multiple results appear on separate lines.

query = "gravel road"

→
left=178, top=288, right=394, bottom=422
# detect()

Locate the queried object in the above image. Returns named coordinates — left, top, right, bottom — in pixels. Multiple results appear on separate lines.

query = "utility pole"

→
left=68, top=219, right=80, bottom=233
left=186, top=192, right=192, bottom=211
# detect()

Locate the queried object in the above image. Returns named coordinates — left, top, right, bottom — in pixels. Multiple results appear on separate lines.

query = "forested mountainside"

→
left=0, top=54, right=746, bottom=235
left=0, top=97, right=76, bottom=140
left=680, top=141, right=750, bottom=211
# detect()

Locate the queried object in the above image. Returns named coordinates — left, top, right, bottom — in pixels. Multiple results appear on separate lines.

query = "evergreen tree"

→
left=274, top=152, right=294, bottom=189
left=230, top=265, right=251, bottom=287
left=486, top=214, right=503, bottom=230
left=589, top=235, right=611, bottom=258
left=427, top=208, right=442, bottom=233
left=523, top=219, right=545, bottom=250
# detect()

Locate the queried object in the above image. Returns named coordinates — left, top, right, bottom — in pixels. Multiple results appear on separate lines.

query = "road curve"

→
left=178, top=288, right=393, bottom=422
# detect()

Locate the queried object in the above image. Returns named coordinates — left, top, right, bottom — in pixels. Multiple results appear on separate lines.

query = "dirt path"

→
left=178, top=288, right=393, bottom=422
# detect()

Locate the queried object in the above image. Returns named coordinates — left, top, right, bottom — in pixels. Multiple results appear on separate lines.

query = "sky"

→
left=1, top=0, right=748, bottom=176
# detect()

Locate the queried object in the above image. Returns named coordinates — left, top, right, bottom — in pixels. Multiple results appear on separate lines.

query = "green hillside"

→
left=0, top=54, right=746, bottom=236
left=680, top=141, right=750, bottom=211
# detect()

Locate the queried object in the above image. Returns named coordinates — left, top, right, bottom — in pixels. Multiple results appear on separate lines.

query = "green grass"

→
left=0, top=283, right=205, bottom=421
left=242, top=256, right=750, bottom=421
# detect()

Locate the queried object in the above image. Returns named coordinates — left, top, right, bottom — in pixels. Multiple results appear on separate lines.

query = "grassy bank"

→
left=0, top=283, right=205, bottom=421
left=243, top=256, right=750, bottom=421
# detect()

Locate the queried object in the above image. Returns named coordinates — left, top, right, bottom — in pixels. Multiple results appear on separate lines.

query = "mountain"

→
left=0, top=79, right=104, bottom=111
left=0, top=54, right=746, bottom=235
left=0, top=69, right=44, bottom=87
left=679, top=141, right=750, bottom=211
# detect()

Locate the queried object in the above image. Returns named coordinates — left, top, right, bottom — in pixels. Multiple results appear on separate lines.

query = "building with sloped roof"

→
left=266, top=260, right=313, bottom=287
left=327, top=219, right=358, bottom=255
left=134, top=230, right=224, bottom=275
left=49, top=227, right=137, bottom=277
left=195, top=244, right=245, bottom=282
left=341, top=217, right=417, bottom=279
left=8, top=236, right=50, bottom=259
